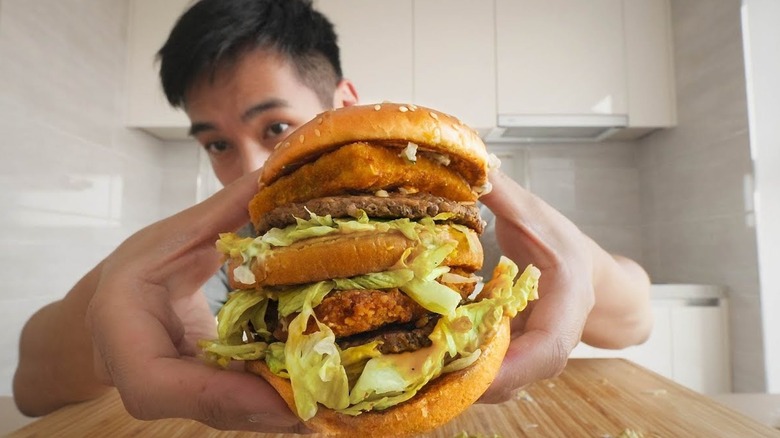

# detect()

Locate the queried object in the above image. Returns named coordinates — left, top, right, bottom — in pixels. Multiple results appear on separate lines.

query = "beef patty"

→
left=255, top=193, right=484, bottom=234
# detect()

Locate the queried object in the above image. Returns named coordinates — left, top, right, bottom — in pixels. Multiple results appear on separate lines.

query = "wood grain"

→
left=9, top=359, right=780, bottom=437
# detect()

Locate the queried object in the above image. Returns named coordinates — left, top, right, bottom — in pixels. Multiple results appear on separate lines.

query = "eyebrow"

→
left=188, top=98, right=290, bottom=137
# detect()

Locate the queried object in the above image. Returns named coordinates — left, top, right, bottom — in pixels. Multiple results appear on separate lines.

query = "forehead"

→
left=184, top=48, right=319, bottom=116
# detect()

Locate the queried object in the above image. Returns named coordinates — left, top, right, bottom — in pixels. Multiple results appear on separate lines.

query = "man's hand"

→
left=85, top=171, right=309, bottom=433
left=479, top=170, right=651, bottom=402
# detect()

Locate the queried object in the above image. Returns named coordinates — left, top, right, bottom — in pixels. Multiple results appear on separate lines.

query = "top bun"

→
left=260, top=103, right=490, bottom=188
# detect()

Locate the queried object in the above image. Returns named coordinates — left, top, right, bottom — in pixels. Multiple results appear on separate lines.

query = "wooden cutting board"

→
left=9, top=359, right=780, bottom=437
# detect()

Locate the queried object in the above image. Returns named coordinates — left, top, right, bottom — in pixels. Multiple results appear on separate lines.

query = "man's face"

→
left=184, top=49, right=330, bottom=186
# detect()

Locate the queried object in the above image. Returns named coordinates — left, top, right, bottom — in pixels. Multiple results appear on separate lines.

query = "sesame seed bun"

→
left=259, top=103, right=489, bottom=188
left=246, top=316, right=511, bottom=438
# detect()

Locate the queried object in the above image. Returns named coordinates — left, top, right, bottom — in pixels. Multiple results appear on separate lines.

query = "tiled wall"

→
left=488, top=143, right=643, bottom=264
left=638, top=0, right=763, bottom=392
left=0, top=0, right=200, bottom=397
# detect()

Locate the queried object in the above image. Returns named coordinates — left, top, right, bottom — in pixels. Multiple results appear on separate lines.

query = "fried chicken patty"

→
left=272, top=275, right=477, bottom=343
left=249, top=142, right=477, bottom=226
left=255, top=193, right=484, bottom=234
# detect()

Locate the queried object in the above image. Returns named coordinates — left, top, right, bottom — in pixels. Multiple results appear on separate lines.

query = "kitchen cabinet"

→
left=125, top=0, right=191, bottom=140
left=412, top=0, right=496, bottom=132
left=492, top=0, right=676, bottom=142
left=496, top=0, right=627, bottom=117
left=313, top=0, right=414, bottom=106
left=317, top=0, right=496, bottom=133
left=125, top=0, right=675, bottom=140
left=570, top=286, right=732, bottom=395
left=623, top=0, right=677, bottom=128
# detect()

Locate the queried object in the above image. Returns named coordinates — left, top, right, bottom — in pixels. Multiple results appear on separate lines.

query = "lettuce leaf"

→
left=283, top=283, right=351, bottom=419
left=265, top=342, right=288, bottom=377
left=277, top=281, right=335, bottom=317
left=333, top=269, right=414, bottom=290
left=215, top=289, right=267, bottom=344
left=199, top=340, right=268, bottom=368
left=340, top=341, right=382, bottom=386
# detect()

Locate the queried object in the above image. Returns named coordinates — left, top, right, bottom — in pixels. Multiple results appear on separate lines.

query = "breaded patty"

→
left=272, top=275, right=477, bottom=341
left=315, top=288, right=427, bottom=338
left=249, top=142, right=477, bottom=226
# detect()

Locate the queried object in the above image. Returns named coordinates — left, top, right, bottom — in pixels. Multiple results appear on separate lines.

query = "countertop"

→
left=8, top=359, right=780, bottom=437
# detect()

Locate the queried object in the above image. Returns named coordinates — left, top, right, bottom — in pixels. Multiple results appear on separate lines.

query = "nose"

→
left=238, top=141, right=269, bottom=176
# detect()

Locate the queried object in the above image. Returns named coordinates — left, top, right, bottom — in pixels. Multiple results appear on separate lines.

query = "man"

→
left=14, top=0, right=652, bottom=433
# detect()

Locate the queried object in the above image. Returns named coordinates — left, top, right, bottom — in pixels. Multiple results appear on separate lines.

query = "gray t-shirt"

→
left=202, top=206, right=503, bottom=315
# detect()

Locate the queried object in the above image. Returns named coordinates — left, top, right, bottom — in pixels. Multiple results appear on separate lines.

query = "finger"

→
left=106, top=169, right=263, bottom=293
left=480, top=283, right=590, bottom=403
left=171, top=168, right=262, bottom=238
left=111, top=168, right=261, bottom=267
left=89, top=290, right=305, bottom=432
left=480, top=170, right=547, bottom=225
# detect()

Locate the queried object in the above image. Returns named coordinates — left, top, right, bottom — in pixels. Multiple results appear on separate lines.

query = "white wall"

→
left=638, top=0, right=763, bottom=392
left=741, top=0, right=780, bottom=394
left=0, top=0, right=200, bottom=397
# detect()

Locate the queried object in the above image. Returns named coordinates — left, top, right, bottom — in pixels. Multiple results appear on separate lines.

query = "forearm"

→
left=13, top=262, right=110, bottom=416
left=581, top=239, right=653, bottom=349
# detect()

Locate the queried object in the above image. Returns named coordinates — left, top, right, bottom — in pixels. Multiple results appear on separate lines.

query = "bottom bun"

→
left=246, top=317, right=511, bottom=438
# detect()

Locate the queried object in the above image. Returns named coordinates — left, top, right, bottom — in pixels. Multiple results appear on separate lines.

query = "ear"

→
left=332, top=79, right=359, bottom=108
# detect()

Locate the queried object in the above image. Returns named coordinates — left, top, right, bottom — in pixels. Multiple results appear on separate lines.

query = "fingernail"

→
left=247, top=412, right=300, bottom=428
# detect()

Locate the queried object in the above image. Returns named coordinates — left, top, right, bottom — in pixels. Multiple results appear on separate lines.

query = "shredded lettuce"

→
left=399, top=238, right=461, bottom=316
left=333, top=269, right=414, bottom=290
left=265, top=342, right=288, bottom=377
left=340, top=341, right=382, bottom=386
left=216, top=289, right=267, bottom=344
left=277, top=281, right=335, bottom=317
left=284, top=284, right=350, bottom=419
left=199, top=340, right=268, bottom=368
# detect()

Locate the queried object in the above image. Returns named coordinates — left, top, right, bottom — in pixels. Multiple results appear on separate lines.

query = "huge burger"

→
left=201, top=103, right=540, bottom=437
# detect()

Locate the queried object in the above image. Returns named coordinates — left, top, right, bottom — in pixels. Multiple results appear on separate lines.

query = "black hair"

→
left=158, top=0, right=342, bottom=109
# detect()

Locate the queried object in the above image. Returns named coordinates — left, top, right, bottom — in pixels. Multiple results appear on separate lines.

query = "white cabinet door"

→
left=126, top=0, right=191, bottom=139
left=623, top=0, right=676, bottom=127
left=413, top=0, right=496, bottom=130
left=495, top=0, right=627, bottom=116
left=671, top=306, right=732, bottom=394
left=315, top=0, right=414, bottom=105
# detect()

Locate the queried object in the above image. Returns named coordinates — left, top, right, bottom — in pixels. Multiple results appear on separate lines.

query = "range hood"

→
left=484, top=114, right=629, bottom=143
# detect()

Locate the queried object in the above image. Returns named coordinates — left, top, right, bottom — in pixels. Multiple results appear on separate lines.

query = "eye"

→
left=204, top=140, right=230, bottom=156
left=264, top=122, right=291, bottom=138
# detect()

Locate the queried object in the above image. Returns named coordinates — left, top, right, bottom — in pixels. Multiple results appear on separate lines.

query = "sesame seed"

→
left=399, top=106, right=408, bottom=112
left=315, top=129, right=321, bottom=137
left=274, top=142, right=282, bottom=150
left=284, top=142, right=290, bottom=148
left=299, top=135, right=305, bottom=143
left=434, top=128, right=441, bottom=137
left=374, top=104, right=381, bottom=111
left=429, top=112, right=439, bottom=120
left=318, top=118, right=323, bottom=124
left=408, top=104, right=417, bottom=111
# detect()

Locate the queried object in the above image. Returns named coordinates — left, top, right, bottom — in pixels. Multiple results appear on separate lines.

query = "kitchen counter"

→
left=8, top=359, right=779, bottom=437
